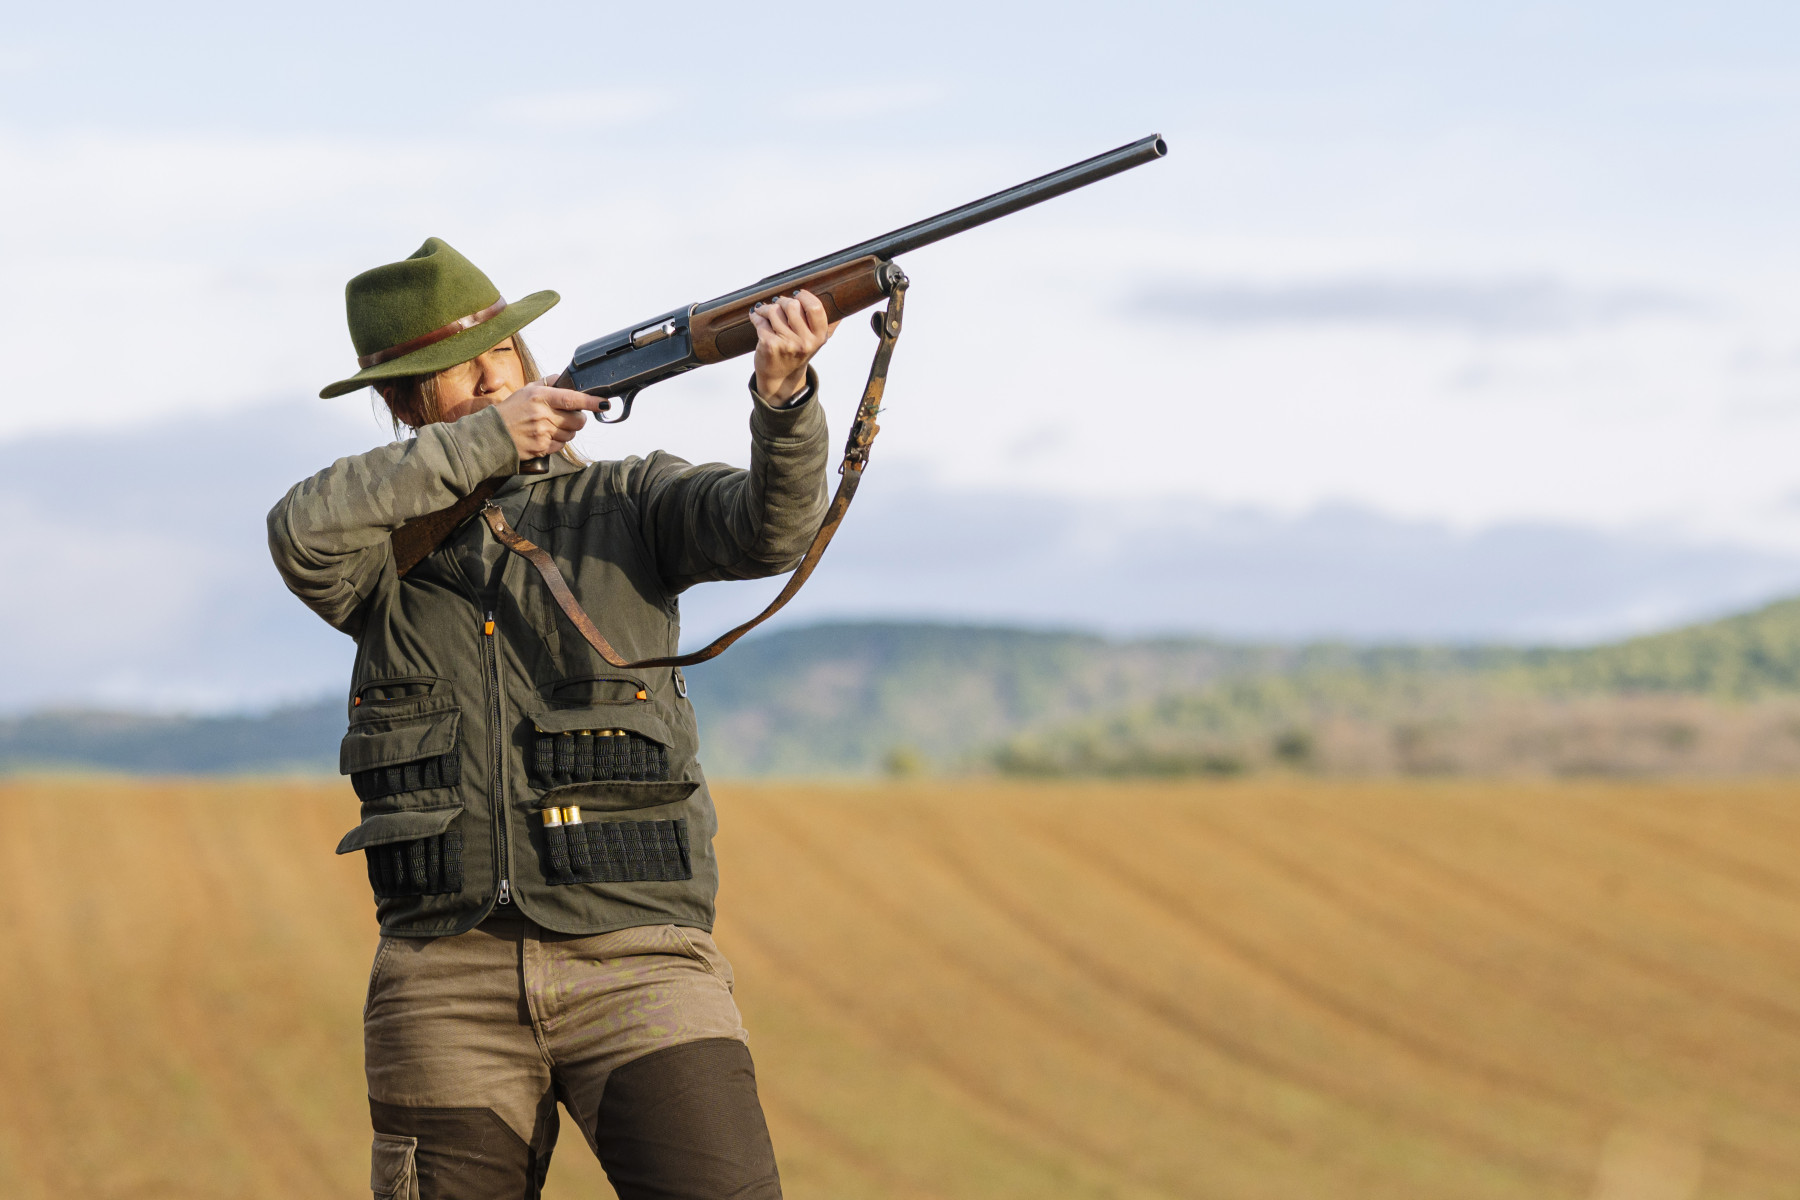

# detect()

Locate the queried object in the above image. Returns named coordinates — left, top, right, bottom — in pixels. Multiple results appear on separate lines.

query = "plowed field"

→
left=2, top=777, right=1797, bottom=1199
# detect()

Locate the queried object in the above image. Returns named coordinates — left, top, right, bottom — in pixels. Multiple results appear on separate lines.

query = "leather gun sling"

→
left=391, top=477, right=507, bottom=577
left=478, top=280, right=907, bottom=671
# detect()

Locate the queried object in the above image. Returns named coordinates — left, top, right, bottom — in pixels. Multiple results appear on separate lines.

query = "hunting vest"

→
left=270, top=392, right=828, bottom=938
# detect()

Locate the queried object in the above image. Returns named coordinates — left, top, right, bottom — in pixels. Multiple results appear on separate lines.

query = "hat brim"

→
left=318, top=289, right=560, bottom=399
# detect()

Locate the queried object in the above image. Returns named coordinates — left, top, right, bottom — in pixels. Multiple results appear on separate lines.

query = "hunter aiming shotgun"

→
left=277, top=137, right=1169, bottom=1193
left=392, top=133, right=1169, bottom=666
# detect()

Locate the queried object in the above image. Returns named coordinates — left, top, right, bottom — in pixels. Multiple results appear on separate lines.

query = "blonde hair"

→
left=375, top=334, right=584, bottom=465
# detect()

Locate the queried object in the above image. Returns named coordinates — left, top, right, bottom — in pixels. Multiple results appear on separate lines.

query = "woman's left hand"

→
left=750, top=288, right=838, bottom=403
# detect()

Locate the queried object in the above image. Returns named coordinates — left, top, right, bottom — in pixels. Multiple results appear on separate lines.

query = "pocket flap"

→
left=550, top=780, right=700, bottom=813
left=337, top=807, right=463, bottom=855
left=548, top=674, right=647, bottom=705
left=340, top=707, right=461, bottom=774
left=529, top=705, right=673, bottom=746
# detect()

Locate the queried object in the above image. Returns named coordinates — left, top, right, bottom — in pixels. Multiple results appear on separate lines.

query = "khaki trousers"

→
left=363, top=910, right=780, bottom=1200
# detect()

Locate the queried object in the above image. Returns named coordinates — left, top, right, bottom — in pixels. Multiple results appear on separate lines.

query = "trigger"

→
left=597, top=391, right=638, bottom=424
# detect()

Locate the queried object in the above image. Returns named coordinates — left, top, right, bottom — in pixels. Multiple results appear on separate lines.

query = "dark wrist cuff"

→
left=748, top=371, right=815, bottom=410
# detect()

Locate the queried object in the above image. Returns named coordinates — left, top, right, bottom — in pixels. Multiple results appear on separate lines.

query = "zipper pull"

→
left=497, top=879, right=512, bottom=906
left=484, top=610, right=496, bottom=637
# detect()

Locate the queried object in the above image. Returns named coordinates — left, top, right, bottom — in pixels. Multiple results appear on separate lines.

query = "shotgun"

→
left=536, top=133, right=1168, bottom=444
left=393, top=134, right=1167, bottom=579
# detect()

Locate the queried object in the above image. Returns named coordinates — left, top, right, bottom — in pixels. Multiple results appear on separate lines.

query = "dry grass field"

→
left=3, top=777, right=1800, bottom=1199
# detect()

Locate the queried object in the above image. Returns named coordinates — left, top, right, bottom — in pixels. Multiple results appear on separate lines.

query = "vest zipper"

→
left=483, top=608, right=510, bottom=907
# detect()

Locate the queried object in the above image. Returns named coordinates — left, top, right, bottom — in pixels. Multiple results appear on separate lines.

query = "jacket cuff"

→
left=447, top=403, right=520, bottom=484
left=748, top=367, right=825, bottom=440
left=748, top=366, right=817, bottom=412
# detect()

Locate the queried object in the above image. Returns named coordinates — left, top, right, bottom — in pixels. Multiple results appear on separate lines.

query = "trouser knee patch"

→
left=370, top=1098, right=552, bottom=1200
left=597, top=1037, right=781, bottom=1200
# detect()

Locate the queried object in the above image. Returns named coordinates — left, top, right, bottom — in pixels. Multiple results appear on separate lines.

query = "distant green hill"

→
left=683, top=622, right=1281, bottom=775
left=0, top=703, right=345, bottom=775
left=992, top=598, right=1800, bottom=778
left=8, top=600, right=1800, bottom=778
left=1522, top=596, right=1800, bottom=697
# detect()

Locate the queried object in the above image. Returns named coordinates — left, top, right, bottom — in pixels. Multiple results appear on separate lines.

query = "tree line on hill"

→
left=7, top=598, right=1800, bottom=778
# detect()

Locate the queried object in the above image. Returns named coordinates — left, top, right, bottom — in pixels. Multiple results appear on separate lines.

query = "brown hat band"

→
left=357, top=296, right=509, bottom=369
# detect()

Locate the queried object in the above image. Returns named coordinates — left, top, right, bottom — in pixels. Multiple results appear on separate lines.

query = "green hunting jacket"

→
left=267, top=379, right=828, bottom=938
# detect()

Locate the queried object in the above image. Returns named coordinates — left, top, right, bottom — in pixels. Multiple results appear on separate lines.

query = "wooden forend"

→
left=689, top=256, right=889, bottom=364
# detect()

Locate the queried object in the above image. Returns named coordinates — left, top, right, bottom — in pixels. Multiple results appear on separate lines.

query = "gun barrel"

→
left=698, top=133, right=1167, bottom=313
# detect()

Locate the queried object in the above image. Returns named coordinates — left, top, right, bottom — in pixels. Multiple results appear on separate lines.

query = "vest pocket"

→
left=336, top=808, right=465, bottom=899
left=365, top=831, right=464, bottom=899
left=531, top=728, right=669, bottom=786
left=352, top=753, right=460, bottom=803
left=340, top=706, right=462, bottom=804
left=370, top=1131, right=420, bottom=1200
left=543, top=779, right=700, bottom=813
left=540, top=817, right=692, bottom=885
left=526, top=705, right=678, bottom=789
left=548, top=674, right=649, bottom=705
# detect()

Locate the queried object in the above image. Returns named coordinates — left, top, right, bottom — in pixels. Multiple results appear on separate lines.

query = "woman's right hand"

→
left=493, top=382, right=602, bottom=460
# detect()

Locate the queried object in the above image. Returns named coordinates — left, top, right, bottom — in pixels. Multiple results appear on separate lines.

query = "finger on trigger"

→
left=547, top=389, right=596, bottom=412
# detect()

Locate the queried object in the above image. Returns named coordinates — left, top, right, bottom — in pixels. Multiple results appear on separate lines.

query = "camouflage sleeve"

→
left=266, top=404, right=519, bottom=634
left=629, top=370, right=830, bottom=592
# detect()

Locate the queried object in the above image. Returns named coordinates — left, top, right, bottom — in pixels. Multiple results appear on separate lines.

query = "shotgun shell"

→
left=573, top=729, right=595, bottom=780
left=562, top=805, right=583, bottom=825
left=595, top=729, right=617, bottom=781
left=541, top=807, right=564, bottom=827
left=555, top=731, right=575, bottom=780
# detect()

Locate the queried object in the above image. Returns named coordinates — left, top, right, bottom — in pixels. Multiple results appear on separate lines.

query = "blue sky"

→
left=5, top=2, right=1798, bottom=541
left=5, top=2, right=1800, bottom=707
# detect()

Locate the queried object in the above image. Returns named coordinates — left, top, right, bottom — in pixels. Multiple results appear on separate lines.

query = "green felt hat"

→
left=319, top=237, right=559, bottom=399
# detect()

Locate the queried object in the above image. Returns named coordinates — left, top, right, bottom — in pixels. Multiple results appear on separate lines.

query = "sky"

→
left=5, top=1, right=1800, bottom=708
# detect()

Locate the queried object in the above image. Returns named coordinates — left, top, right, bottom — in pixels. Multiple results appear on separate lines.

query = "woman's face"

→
left=434, top=339, right=527, bottom=423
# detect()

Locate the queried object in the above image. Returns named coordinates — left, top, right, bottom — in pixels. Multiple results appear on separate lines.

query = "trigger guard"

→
left=595, top=392, right=636, bottom=424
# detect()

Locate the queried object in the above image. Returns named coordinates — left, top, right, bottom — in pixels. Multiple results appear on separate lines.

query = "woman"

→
left=269, top=237, right=836, bottom=1200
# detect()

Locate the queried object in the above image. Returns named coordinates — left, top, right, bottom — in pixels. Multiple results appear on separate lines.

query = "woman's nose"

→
left=475, top=356, right=505, bottom=394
